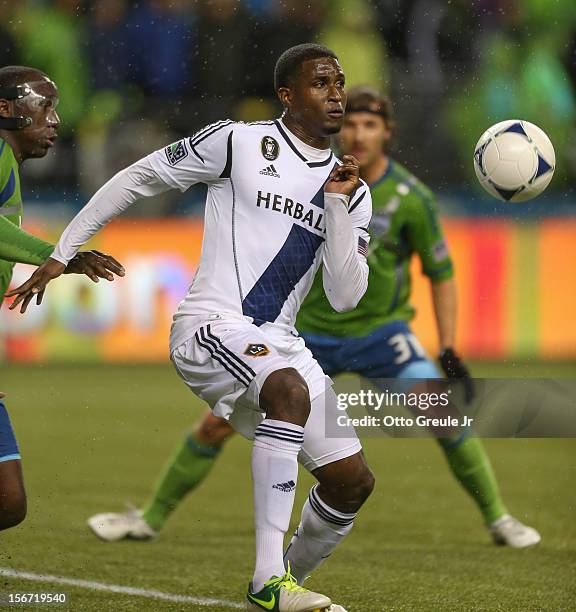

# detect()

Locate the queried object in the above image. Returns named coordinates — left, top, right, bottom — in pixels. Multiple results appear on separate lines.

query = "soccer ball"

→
left=473, top=120, right=555, bottom=202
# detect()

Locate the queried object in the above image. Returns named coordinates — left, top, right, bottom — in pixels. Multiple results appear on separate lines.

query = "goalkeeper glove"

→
left=439, top=348, right=474, bottom=403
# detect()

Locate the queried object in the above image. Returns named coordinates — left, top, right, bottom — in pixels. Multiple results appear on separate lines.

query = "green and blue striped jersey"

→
left=0, top=138, right=54, bottom=302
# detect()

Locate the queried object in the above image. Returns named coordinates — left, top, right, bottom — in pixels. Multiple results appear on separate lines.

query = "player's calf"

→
left=284, top=453, right=375, bottom=585
left=0, top=460, right=27, bottom=531
left=0, top=401, right=26, bottom=531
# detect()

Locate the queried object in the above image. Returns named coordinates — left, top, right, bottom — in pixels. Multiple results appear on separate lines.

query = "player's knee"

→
left=314, top=453, right=375, bottom=513
left=0, top=496, right=27, bottom=531
left=342, top=465, right=375, bottom=506
left=341, top=467, right=374, bottom=512
left=357, top=467, right=375, bottom=505
left=260, top=368, right=310, bottom=426
left=323, top=462, right=375, bottom=513
left=269, top=376, right=310, bottom=424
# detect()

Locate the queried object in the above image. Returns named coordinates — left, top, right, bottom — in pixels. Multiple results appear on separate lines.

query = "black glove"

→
left=439, top=348, right=475, bottom=403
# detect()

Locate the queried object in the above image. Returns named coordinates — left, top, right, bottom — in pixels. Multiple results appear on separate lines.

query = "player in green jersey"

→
left=0, top=65, right=124, bottom=531
left=84, top=87, right=539, bottom=549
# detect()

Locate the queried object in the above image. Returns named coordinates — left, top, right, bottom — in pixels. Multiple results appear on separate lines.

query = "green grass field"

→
left=1, top=363, right=575, bottom=611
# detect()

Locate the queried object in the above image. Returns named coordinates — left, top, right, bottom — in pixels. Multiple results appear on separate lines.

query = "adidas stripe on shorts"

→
left=170, top=314, right=361, bottom=471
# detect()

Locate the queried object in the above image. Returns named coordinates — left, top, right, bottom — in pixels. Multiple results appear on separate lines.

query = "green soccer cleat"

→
left=247, top=565, right=332, bottom=612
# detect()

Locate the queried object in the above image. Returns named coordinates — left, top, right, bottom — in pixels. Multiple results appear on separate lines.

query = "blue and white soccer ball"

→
left=473, top=120, right=555, bottom=202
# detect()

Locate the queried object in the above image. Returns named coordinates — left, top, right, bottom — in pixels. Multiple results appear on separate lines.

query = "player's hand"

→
left=6, top=257, right=66, bottom=313
left=64, top=250, right=125, bottom=282
left=6, top=252, right=124, bottom=314
left=324, top=155, right=360, bottom=197
left=0, top=392, right=5, bottom=399
left=439, top=348, right=475, bottom=403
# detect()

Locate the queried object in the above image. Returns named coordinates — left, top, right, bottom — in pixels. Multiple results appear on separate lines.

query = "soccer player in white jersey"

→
left=9, top=44, right=374, bottom=612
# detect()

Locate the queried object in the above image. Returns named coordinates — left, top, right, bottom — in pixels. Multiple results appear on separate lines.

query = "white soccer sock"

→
left=284, top=484, right=356, bottom=585
left=251, top=419, right=304, bottom=592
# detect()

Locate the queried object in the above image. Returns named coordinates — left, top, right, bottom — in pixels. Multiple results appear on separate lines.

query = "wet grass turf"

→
left=1, top=363, right=574, bottom=611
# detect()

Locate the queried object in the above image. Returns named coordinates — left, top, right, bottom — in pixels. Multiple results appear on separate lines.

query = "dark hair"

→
left=345, top=85, right=394, bottom=127
left=274, top=43, right=338, bottom=91
left=0, top=65, right=46, bottom=89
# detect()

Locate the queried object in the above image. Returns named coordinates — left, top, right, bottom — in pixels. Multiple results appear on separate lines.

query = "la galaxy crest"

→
left=244, top=343, right=270, bottom=357
left=261, top=136, right=280, bottom=161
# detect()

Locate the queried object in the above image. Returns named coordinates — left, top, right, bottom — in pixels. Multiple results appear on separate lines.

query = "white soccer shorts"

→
left=170, top=315, right=361, bottom=472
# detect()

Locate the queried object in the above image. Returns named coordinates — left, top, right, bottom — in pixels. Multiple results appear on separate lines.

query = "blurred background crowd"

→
left=1, top=0, right=575, bottom=215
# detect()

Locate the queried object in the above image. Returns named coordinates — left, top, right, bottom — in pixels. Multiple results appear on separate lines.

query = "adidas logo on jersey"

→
left=259, top=164, right=280, bottom=178
left=272, top=480, right=296, bottom=493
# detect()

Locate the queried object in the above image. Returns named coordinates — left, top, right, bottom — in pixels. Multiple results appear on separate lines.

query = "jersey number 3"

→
left=388, top=333, right=426, bottom=364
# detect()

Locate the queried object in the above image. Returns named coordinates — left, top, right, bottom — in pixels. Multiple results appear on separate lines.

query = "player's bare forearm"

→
left=433, top=278, right=474, bottom=401
left=5, top=252, right=125, bottom=314
left=431, top=277, right=457, bottom=350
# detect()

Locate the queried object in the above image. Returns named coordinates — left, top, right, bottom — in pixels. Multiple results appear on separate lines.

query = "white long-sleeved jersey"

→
left=52, top=119, right=372, bottom=345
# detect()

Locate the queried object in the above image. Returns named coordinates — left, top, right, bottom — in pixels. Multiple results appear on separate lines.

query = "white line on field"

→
left=0, top=568, right=244, bottom=609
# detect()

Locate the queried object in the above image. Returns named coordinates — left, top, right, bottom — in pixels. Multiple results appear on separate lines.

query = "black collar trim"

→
left=274, top=120, right=308, bottom=162
left=307, top=154, right=333, bottom=168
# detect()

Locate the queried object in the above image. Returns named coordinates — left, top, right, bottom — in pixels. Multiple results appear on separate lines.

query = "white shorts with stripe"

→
left=170, top=314, right=361, bottom=471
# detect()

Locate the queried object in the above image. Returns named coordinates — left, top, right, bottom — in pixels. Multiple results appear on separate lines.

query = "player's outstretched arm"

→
left=7, top=125, right=234, bottom=313
left=0, top=216, right=54, bottom=265
left=6, top=251, right=125, bottom=314
left=322, top=155, right=371, bottom=312
left=47, top=126, right=232, bottom=268
left=5, top=152, right=179, bottom=314
left=49, top=158, right=174, bottom=266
